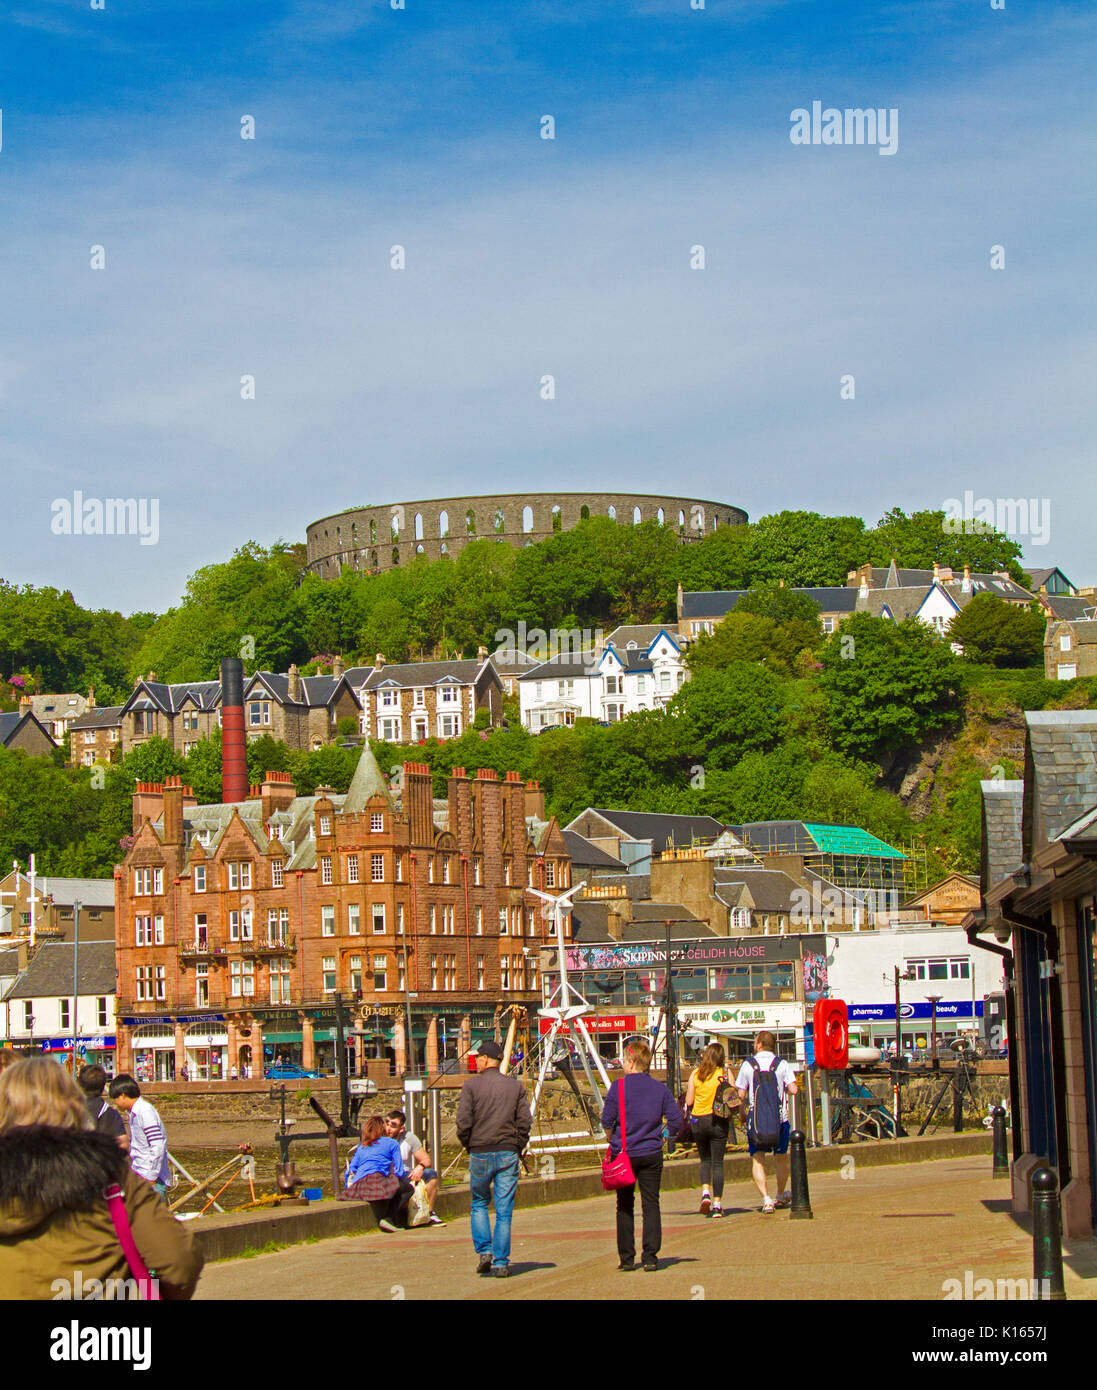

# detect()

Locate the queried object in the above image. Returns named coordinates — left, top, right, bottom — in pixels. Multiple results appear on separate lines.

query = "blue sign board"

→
left=848, top=1001, right=983, bottom=1022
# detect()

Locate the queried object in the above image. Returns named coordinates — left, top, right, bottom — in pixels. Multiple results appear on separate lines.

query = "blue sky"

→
left=1, top=0, right=1094, bottom=613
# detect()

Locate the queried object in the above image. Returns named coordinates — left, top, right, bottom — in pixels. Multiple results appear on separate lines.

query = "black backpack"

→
left=747, top=1056, right=782, bottom=1149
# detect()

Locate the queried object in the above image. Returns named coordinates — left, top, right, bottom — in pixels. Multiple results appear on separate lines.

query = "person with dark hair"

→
left=108, top=1075, right=170, bottom=1198
left=684, top=1041, right=731, bottom=1218
left=0, top=1058, right=202, bottom=1299
left=344, top=1114, right=413, bottom=1232
left=456, top=1038, right=531, bottom=1278
left=384, top=1110, right=444, bottom=1225
left=77, top=1065, right=127, bottom=1149
left=0, top=1049, right=18, bottom=1074
left=735, top=1030, right=798, bottom=1214
left=601, top=1038, right=682, bottom=1273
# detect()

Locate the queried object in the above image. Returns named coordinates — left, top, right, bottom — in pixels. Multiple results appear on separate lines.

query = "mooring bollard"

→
left=992, top=1105, right=1009, bottom=1178
left=1031, top=1167, right=1066, bottom=1301
left=789, top=1129, right=813, bottom=1220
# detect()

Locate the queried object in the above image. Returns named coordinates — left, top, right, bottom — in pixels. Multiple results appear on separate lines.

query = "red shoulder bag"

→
left=601, top=1076, right=636, bottom=1191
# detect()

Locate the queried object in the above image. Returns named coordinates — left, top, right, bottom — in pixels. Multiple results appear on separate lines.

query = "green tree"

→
left=867, top=507, right=1026, bottom=582
left=687, top=612, right=803, bottom=676
left=819, top=614, right=961, bottom=759
left=670, top=664, right=785, bottom=769
left=744, top=512, right=868, bottom=587
left=948, top=594, right=1046, bottom=668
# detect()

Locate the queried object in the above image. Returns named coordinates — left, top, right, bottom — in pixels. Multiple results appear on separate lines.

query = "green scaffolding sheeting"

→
left=802, top=823, right=906, bottom=859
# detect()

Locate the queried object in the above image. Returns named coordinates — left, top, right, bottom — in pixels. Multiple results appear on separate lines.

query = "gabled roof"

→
left=562, top=831, right=624, bottom=868
left=0, top=711, right=56, bottom=748
left=122, top=679, right=222, bottom=716
left=1049, top=619, right=1097, bottom=646
left=521, top=656, right=596, bottom=680
left=865, top=566, right=1035, bottom=602
left=20, top=693, right=87, bottom=720
left=567, top=808, right=729, bottom=849
left=596, top=648, right=654, bottom=675
left=860, top=585, right=947, bottom=622
left=1024, top=567, right=1075, bottom=593
left=6, top=940, right=117, bottom=999
left=604, top=625, right=683, bottom=653
left=342, top=744, right=395, bottom=814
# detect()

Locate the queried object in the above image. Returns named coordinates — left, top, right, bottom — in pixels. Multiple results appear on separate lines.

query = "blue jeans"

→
left=469, top=1151, right=520, bottom=1267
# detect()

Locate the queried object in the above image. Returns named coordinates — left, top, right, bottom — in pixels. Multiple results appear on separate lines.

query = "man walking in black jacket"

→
left=456, top=1039, right=531, bottom=1278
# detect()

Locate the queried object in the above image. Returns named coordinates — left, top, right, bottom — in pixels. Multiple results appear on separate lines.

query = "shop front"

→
left=40, top=1036, right=117, bottom=1074
left=538, top=1012, right=643, bottom=1063
left=675, top=1002, right=808, bottom=1068
left=184, top=1021, right=228, bottom=1080
left=847, top=1000, right=984, bottom=1055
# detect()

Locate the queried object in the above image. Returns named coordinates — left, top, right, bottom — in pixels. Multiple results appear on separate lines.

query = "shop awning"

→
left=262, top=1031, right=303, bottom=1044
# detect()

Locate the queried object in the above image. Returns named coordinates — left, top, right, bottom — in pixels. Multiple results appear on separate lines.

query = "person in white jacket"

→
left=109, top=1074, right=171, bottom=1198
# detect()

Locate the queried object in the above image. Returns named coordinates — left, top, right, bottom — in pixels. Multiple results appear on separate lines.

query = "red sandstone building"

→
left=113, top=749, right=571, bottom=1080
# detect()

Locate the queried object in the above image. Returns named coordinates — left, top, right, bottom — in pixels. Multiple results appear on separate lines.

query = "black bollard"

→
left=789, top=1129, right=813, bottom=1220
left=1031, top=1168, right=1066, bottom=1301
left=992, top=1106, right=1009, bottom=1178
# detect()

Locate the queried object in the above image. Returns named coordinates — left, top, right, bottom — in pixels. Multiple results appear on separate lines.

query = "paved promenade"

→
left=195, top=1156, right=1097, bottom=1301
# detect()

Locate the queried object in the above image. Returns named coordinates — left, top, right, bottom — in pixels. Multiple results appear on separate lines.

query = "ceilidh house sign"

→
left=562, top=936, right=828, bottom=971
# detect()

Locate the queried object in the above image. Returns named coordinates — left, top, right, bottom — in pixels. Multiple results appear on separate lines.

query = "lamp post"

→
left=927, top=995, right=941, bottom=1073
left=886, top=967, right=915, bottom=1136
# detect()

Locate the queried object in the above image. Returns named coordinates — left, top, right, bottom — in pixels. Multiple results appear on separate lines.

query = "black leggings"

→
left=692, top=1114, right=729, bottom=1199
left=371, top=1177, right=414, bottom=1227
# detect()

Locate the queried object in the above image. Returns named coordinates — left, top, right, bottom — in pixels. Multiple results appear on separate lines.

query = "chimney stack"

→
left=221, top=657, right=248, bottom=804
left=287, top=663, right=302, bottom=703
left=375, top=653, right=387, bottom=668
left=332, top=655, right=345, bottom=678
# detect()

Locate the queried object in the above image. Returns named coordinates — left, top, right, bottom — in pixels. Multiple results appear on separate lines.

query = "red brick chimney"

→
left=162, top=776, right=185, bottom=846
left=261, top=770, right=297, bottom=823
left=524, top=780, right=545, bottom=820
left=132, top=781, right=164, bottom=835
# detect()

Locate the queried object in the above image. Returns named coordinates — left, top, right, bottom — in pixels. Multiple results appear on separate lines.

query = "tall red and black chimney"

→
left=221, top=657, right=248, bottom=804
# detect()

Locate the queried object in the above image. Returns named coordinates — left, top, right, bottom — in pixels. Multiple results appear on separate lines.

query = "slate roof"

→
left=570, top=902, right=709, bottom=944
left=124, top=679, right=221, bottom=714
left=522, top=656, right=598, bottom=680
left=714, top=868, right=805, bottom=913
left=21, top=693, right=87, bottom=721
left=865, top=566, right=1035, bottom=602
left=70, top=705, right=124, bottom=730
left=598, top=649, right=655, bottom=674
left=859, top=587, right=941, bottom=622
left=0, top=712, right=55, bottom=748
left=1044, top=596, right=1097, bottom=622
left=358, top=660, right=491, bottom=690
left=978, top=781, right=1024, bottom=895
left=6, top=941, right=117, bottom=1000
left=246, top=672, right=354, bottom=708
left=568, top=808, right=729, bottom=848
left=603, top=626, right=683, bottom=654
left=1023, top=712, right=1097, bottom=851
left=0, top=949, right=22, bottom=977
left=680, top=589, right=851, bottom=620
left=1024, top=567, right=1075, bottom=593
left=1051, top=619, right=1097, bottom=645
left=37, top=877, right=116, bottom=909
left=562, top=831, right=624, bottom=868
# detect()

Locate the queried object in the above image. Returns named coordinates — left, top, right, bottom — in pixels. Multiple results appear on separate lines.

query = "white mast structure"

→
left=0, top=855, right=43, bottom=949
left=529, top=881, right=611, bottom=1118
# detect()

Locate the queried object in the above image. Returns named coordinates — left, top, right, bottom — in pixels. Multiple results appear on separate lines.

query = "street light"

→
left=71, top=900, right=81, bottom=1076
left=885, top=967, right=916, bottom=1136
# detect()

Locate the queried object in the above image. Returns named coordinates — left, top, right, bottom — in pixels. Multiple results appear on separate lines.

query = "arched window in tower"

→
left=414, top=513, right=424, bottom=541
left=552, top=504, right=562, bottom=533
left=633, top=506, right=642, bottom=525
left=392, top=546, right=400, bottom=565
left=439, top=510, right=449, bottom=539
left=607, top=505, right=616, bottom=521
left=466, top=509, right=477, bottom=535
left=657, top=507, right=665, bottom=525
left=416, top=543, right=424, bottom=555
left=440, top=541, right=448, bottom=556
left=678, top=510, right=686, bottom=533
left=580, top=504, right=590, bottom=520
left=493, top=507, right=505, bottom=534
left=522, top=505, right=533, bottom=533
left=370, top=518, right=377, bottom=545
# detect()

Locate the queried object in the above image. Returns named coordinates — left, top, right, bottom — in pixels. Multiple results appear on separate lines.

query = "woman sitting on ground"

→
left=0, top=1057, right=203, bottom=1300
left=344, top=1114, right=413, bottom=1232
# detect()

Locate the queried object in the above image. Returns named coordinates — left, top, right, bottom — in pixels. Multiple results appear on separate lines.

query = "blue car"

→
left=264, top=1064, right=322, bottom=1080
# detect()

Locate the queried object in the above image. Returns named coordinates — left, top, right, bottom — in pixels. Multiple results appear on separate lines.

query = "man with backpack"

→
left=735, top=1031, right=798, bottom=1214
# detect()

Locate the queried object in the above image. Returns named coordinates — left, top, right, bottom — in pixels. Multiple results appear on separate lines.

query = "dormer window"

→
left=370, top=812, right=384, bottom=832
left=319, top=814, right=332, bottom=837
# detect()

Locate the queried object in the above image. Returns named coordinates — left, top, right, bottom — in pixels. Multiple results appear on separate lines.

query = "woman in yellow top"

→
left=684, top=1043, right=731, bottom=1218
